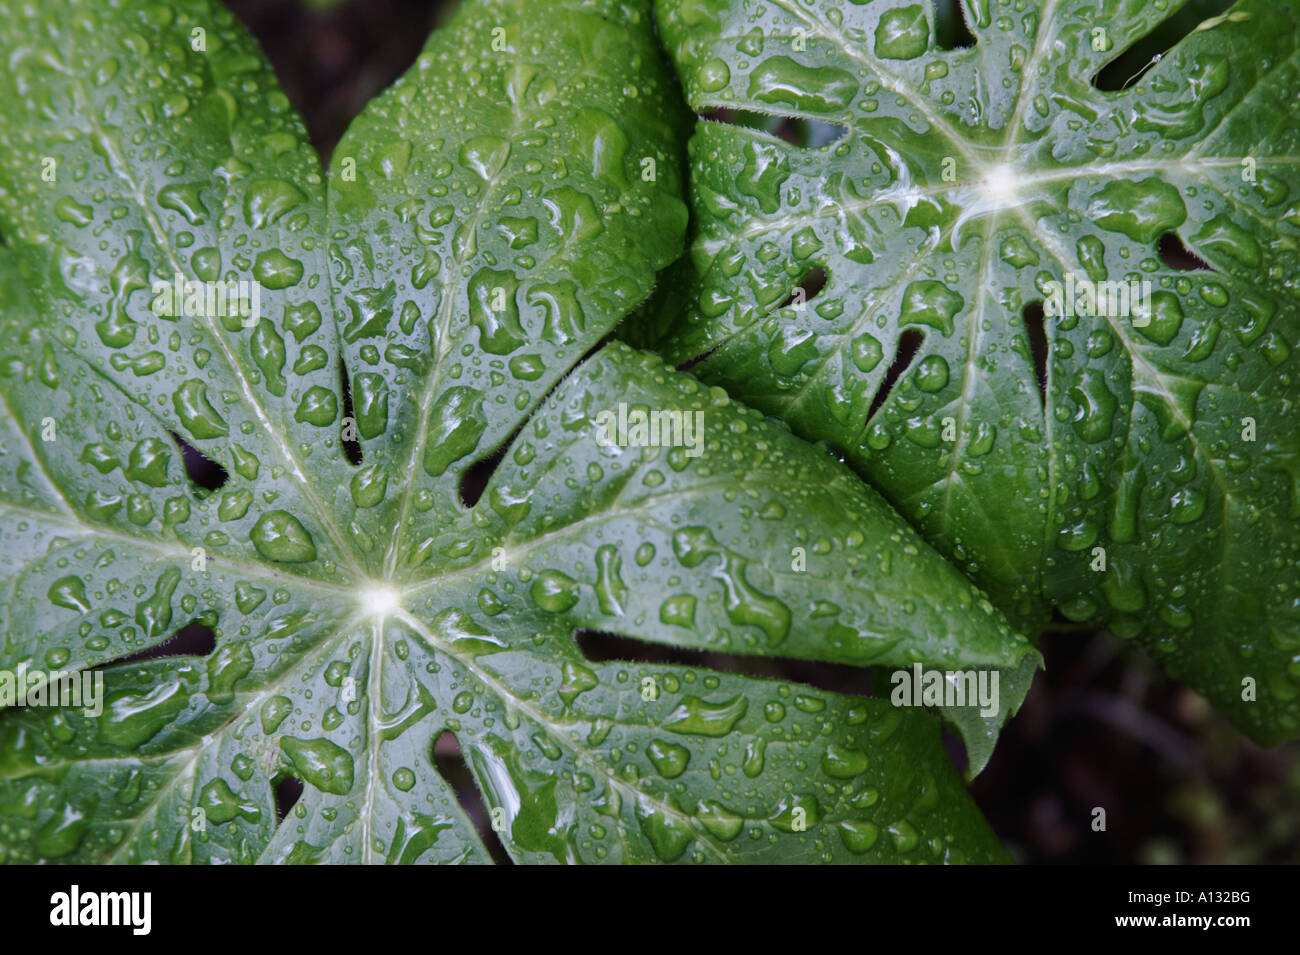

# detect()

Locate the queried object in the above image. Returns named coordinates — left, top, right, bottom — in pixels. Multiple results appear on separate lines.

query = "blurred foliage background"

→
left=223, top=0, right=1300, bottom=864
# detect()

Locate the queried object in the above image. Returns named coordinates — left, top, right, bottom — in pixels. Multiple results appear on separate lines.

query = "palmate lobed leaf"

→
left=646, top=0, right=1300, bottom=743
left=0, top=0, right=1031, bottom=863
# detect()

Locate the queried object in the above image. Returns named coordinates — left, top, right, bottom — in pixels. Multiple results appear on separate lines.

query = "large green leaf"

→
left=647, top=0, right=1300, bottom=743
left=0, top=0, right=1029, bottom=863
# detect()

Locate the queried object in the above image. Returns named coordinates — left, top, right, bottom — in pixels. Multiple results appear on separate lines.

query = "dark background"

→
left=217, top=0, right=1300, bottom=864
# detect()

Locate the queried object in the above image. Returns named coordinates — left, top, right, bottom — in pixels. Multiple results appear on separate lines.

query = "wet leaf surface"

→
left=645, top=0, right=1300, bottom=744
left=0, top=0, right=1030, bottom=863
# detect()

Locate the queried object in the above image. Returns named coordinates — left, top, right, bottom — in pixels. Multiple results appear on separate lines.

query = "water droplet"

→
left=48, top=575, right=91, bottom=613
left=697, top=58, right=731, bottom=93
left=530, top=570, right=580, bottom=613
left=821, top=743, right=869, bottom=779
left=875, top=5, right=929, bottom=60
left=646, top=739, right=690, bottom=778
left=281, top=736, right=355, bottom=795
left=749, top=56, right=858, bottom=112
left=250, top=510, right=318, bottom=563
left=662, top=693, right=748, bottom=737
left=1088, top=178, right=1187, bottom=243
left=422, top=386, right=486, bottom=477
left=173, top=380, right=228, bottom=439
